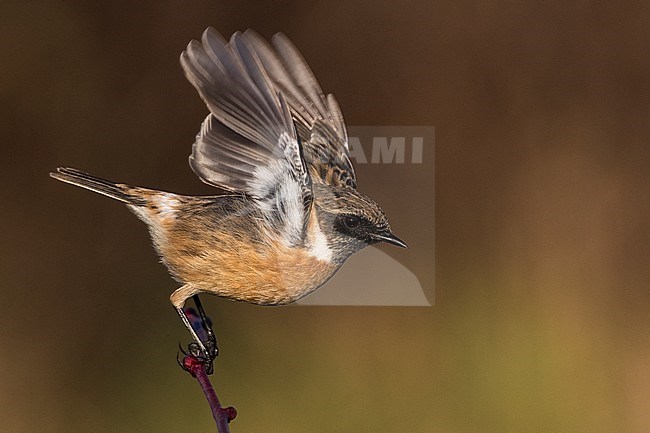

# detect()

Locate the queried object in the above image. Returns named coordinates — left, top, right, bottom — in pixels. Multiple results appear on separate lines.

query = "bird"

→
left=51, top=27, right=406, bottom=360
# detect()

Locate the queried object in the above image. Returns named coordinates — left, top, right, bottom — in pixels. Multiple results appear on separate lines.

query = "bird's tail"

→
left=50, top=167, right=142, bottom=205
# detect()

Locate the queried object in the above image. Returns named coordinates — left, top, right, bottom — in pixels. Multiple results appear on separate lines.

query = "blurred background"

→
left=1, top=1, right=648, bottom=431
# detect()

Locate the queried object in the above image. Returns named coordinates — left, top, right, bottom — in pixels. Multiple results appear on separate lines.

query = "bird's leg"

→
left=171, top=286, right=218, bottom=373
left=175, top=306, right=210, bottom=359
left=192, top=294, right=218, bottom=359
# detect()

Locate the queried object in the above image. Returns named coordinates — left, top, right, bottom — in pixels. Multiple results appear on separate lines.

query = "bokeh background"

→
left=1, top=1, right=648, bottom=431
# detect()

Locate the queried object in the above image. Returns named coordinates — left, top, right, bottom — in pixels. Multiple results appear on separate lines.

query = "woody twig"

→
left=180, top=308, right=236, bottom=432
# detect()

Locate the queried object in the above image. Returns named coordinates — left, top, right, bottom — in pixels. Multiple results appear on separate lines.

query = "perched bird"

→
left=51, top=28, right=406, bottom=359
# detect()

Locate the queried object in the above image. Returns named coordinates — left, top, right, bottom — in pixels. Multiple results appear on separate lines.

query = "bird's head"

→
left=313, top=183, right=407, bottom=263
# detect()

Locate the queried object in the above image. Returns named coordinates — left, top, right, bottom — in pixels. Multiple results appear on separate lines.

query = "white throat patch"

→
left=308, top=221, right=333, bottom=262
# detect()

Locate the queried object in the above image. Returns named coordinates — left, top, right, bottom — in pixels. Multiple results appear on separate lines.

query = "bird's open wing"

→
left=241, top=30, right=357, bottom=189
left=181, top=28, right=312, bottom=245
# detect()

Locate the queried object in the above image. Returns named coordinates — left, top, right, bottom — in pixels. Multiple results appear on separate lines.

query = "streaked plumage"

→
left=51, top=28, right=406, bottom=356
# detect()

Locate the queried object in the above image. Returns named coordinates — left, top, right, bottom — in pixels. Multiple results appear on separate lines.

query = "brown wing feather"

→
left=242, top=30, right=357, bottom=189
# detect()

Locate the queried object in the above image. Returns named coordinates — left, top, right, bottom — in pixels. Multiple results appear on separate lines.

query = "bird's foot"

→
left=193, top=337, right=218, bottom=361
left=180, top=306, right=219, bottom=374
left=178, top=341, right=216, bottom=375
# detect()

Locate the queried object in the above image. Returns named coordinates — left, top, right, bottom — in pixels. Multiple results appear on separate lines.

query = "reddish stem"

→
left=183, top=355, right=237, bottom=432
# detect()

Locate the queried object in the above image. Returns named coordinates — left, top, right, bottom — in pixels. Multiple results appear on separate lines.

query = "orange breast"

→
left=160, top=231, right=338, bottom=305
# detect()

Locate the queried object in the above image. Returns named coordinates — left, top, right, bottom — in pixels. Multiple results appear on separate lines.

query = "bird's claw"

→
left=182, top=342, right=215, bottom=375
left=177, top=297, right=219, bottom=375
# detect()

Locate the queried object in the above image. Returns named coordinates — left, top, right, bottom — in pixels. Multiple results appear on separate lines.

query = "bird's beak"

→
left=373, top=232, right=408, bottom=248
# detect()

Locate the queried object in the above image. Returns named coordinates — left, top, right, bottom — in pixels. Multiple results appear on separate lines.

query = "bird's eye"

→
left=343, top=215, right=361, bottom=229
